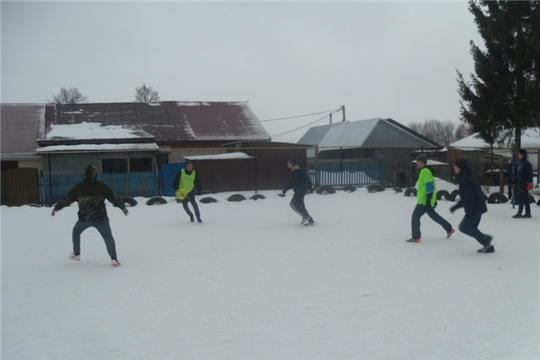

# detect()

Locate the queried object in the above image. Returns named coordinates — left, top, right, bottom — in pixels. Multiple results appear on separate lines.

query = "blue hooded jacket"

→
left=454, top=164, right=487, bottom=217
left=516, top=150, right=533, bottom=185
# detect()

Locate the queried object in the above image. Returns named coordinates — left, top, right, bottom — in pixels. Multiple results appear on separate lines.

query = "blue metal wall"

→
left=307, top=161, right=383, bottom=189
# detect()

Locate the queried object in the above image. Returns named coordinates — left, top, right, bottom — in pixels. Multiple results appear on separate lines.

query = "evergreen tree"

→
left=457, top=0, right=540, bottom=150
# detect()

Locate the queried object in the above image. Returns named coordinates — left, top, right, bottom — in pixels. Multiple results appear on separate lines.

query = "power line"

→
left=271, top=109, right=342, bottom=138
left=260, top=108, right=341, bottom=122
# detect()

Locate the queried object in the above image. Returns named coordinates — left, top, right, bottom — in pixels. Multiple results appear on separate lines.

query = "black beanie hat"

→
left=287, top=159, right=298, bottom=166
left=519, top=149, right=527, bottom=158
left=415, top=153, right=427, bottom=164
left=454, top=158, right=469, bottom=169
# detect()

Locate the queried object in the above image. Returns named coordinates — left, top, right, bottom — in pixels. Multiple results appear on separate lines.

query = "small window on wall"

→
left=101, top=158, right=153, bottom=173
left=129, top=158, right=152, bottom=172
left=102, top=159, right=128, bottom=173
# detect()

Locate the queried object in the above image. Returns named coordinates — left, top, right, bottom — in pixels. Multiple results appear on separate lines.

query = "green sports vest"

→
left=179, top=169, right=196, bottom=193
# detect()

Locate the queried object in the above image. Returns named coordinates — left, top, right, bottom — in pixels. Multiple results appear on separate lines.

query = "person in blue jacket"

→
left=513, top=149, right=534, bottom=219
left=282, top=159, right=314, bottom=226
left=450, top=158, right=494, bottom=253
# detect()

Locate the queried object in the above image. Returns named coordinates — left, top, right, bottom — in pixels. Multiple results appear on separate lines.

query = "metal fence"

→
left=39, top=171, right=159, bottom=205
left=307, top=161, right=383, bottom=189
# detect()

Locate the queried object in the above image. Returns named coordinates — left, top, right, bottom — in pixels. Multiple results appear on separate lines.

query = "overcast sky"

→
left=1, top=1, right=482, bottom=143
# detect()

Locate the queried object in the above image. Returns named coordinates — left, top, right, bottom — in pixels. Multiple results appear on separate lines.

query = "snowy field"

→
left=2, top=180, right=539, bottom=360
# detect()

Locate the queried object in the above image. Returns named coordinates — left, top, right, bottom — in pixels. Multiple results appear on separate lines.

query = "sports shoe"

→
left=68, top=253, right=81, bottom=261
left=197, top=217, right=203, bottom=223
left=300, top=217, right=310, bottom=225
left=523, top=214, right=532, bottom=218
left=446, top=229, right=456, bottom=238
left=190, top=215, right=194, bottom=222
left=303, top=218, right=315, bottom=226
left=512, top=213, right=523, bottom=218
left=111, top=259, right=121, bottom=267
left=406, top=238, right=421, bottom=243
left=477, top=245, right=495, bottom=253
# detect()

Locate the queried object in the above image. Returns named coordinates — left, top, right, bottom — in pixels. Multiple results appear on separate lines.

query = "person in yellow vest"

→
left=406, top=154, right=454, bottom=243
left=172, top=160, right=203, bottom=223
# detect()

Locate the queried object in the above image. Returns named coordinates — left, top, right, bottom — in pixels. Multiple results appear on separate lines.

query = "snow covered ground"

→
left=2, top=180, right=539, bottom=360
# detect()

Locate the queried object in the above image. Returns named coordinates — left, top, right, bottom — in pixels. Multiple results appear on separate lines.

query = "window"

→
left=102, top=158, right=152, bottom=173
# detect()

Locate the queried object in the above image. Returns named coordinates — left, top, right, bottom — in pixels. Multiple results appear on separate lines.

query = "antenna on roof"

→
left=341, top=105, right=346, bottom=122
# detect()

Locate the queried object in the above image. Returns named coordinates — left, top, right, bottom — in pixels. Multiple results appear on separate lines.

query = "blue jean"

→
left=411, top=204, right=452, bottom=239
left=458, top=213, right=486, bottom=245
left=516, top=184, right=531, bottom=216
left=182, top=191, right=201, bottom=220
left=290, top=193, right=312, bottom=220
left=72, top=220, right=117, bottom=259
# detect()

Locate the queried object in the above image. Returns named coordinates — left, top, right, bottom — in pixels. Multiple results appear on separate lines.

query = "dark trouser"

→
left=290, top=193, right=312, bottom=220
left=182, top=191, right=201, bottom=220
left=516, top=184, right=531, bottom=216
left=72, top=220, right=117, bottom=259
left=458, top=213, right=486, bottom=245
left=411, top=204, right=452, bottom=239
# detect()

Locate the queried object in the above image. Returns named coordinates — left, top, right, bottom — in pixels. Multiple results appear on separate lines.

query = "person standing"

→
left=172, top=160, right=203, bottom=223
left=506, top=155, right=517, bottom=200
left=282, top=159, right=314, bottom=226
left=449, top=158, right=494, bottom=253
left=513, top=149, right=534, bottom=218
left=51, top=164, right=128, bottom=267
left=406, top=154, right=454, bottom=243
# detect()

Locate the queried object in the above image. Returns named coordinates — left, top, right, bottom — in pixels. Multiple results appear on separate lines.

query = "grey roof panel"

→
left=1, top=104, right=45, bottom=155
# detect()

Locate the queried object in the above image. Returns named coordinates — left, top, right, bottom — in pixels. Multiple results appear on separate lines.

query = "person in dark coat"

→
left=450, top=158, right=494, bottom=253
left=513, top=149, right=534, bottom=219
left=506, top=154, right=517, bottom=199
left=172, top=160, right=203, bottom=223
left=282, top=159, right=314, bottom=225
left=51, top=164, right=128, bottom=267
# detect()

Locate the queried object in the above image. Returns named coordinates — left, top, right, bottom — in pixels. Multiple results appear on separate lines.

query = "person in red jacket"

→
left=51, top=165, right=128, bottom=267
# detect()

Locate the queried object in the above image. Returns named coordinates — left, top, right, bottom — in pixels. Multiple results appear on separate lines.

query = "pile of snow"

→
left=2, top=187, right=539, bottom=359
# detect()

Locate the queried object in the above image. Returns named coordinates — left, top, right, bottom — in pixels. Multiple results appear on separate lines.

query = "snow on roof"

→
left=450, top=128, right=540, bottom=149
left=412, top=159, right=448, bottom=166
left=185, top=152, right=254, bottom=161
left=45, top=122, right=153, bottom=140
left=36, top=143, right=159, bottom=154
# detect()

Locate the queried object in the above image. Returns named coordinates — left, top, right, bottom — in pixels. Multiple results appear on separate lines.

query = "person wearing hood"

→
left=513, top=149, right=533, bottom=218
left=282, top=159, right=314, bottom=225
left=51, top=164, right=128, bottom=267
left=450, top=158, right=494, bottom=253
left=406, top=153, right=454, bottom=243
left=172, top=160, right=203, bottom=223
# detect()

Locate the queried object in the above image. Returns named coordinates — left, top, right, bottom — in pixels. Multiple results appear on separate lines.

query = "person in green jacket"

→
left=406, top=154, right=454, bottom=243
left=172, top=160, right=203, bottom=223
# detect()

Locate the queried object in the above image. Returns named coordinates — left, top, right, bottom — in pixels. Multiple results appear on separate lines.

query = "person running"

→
left=406, top=154, right=454, bottom=243
left=51, top=164, right=128, bottom=267
left=513, top=149, right=534, bottom=219
left=282, top=159, right=314, bottom=226
left=172, top=160, right=203, bottom=223
left=449, top=158, right=494, bottom=253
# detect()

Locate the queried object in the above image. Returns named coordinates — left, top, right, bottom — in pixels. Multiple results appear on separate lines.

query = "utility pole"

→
left=329, top=112, right=332, bottom=124
left=341, top=105, right=346, bottom=122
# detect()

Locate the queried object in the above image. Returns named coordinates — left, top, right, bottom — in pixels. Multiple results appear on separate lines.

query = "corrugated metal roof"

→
left=1, top=104, right=45, bottom=156
left=50, top=101, right=270, bottom=143
left=297, top=118, right=439, bottom=149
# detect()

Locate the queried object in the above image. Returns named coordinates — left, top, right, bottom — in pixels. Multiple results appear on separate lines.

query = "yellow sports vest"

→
left=179, top=169, right=196, bottom=193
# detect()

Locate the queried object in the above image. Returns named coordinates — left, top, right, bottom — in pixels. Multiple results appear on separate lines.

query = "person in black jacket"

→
left=51, top=164, right=128, bottom=267
left=513, top=149, right=534, bottom=219
left=449, top=158, right=494, bottom=253
left=172, top=160, right=203, bottom=223
left=282, top=159, right=314, bottom=226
